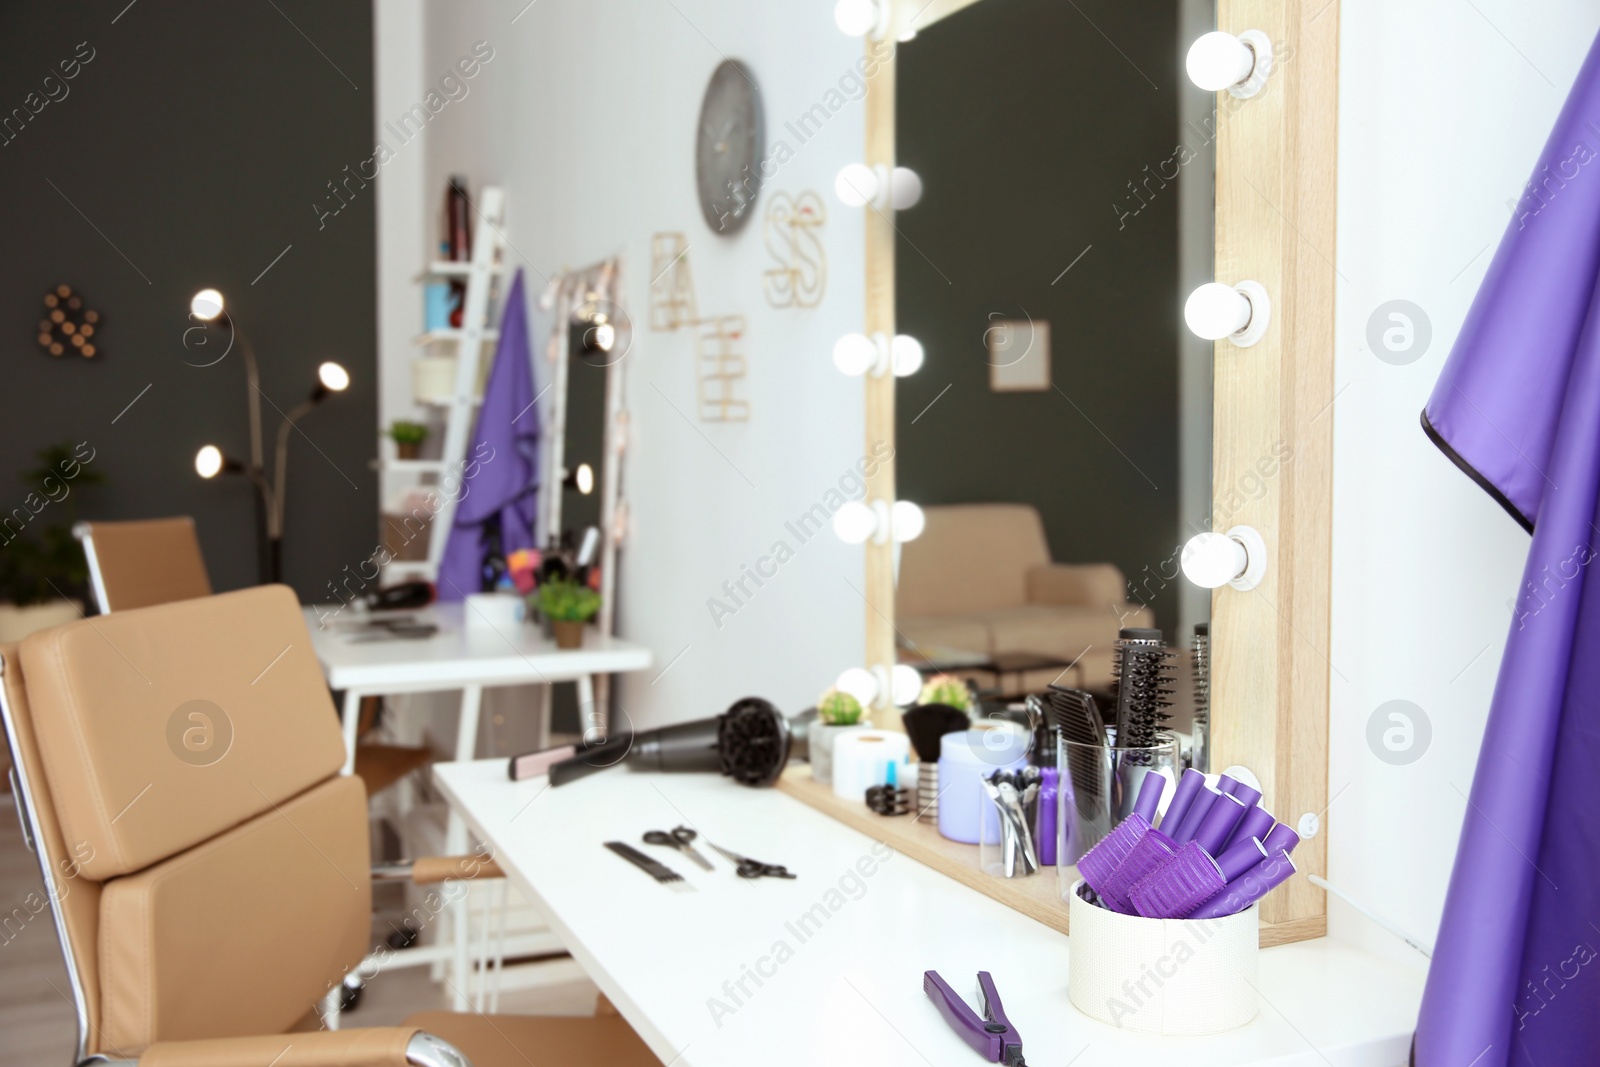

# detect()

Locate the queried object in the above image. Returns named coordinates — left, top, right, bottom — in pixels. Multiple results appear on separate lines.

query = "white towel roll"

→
left=831, top=730, right=912, bottom=802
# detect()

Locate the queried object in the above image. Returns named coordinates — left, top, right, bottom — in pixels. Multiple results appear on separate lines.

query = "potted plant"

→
left=388, top=420, right=429, bottom=460
left=809, top=687, right=871, bottom=785
left=0, top=442, right=104, bottom=641
left=920, top=673, right=973, bottom=712
left=536, top=575, right=600, bottom=649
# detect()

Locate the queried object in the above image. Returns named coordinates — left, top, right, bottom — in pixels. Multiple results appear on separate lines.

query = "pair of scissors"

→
left=924, top=970, right=1026, bottom=1066
left=707, top=841, right=796, bottom=879
left=641, top=826, right=713, bottom=870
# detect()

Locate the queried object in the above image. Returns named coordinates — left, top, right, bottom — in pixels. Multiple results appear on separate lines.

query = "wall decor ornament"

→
left=648, top=231, right=751, bottom=423
left=37, top=284, right=101, bottom=358
left=762, top=190, right=827, bottom=308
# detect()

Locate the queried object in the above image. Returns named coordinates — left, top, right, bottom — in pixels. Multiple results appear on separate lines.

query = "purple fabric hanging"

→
left=436, top=268, right=540, bottom=600
left=1417, top=30, right=1600, bottom=1067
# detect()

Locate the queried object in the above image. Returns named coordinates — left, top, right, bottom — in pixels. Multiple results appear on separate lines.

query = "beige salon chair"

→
left=0, top=585, right=658, bottom=1067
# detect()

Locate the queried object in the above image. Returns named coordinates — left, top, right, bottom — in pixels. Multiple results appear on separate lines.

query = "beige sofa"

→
left=896, top=503, right=1153, bottom=691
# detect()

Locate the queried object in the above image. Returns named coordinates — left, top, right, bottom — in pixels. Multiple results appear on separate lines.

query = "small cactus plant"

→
left=817, top=687, right=865, bottom=725
left=920, top=673, right=971, bottom=711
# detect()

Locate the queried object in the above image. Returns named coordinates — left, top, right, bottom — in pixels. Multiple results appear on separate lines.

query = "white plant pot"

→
left=1066, top=879, right=1258, bottom=1035
left=809, top=721, right=871, bottom=785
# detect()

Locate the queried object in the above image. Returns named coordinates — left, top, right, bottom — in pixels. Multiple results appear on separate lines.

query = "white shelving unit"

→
left=382, top=186, right=507, bottom=583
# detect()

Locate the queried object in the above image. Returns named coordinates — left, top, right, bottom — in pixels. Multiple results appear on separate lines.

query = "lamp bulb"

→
left=1181, top=531, right=1248, bottom=589
left=194, top=445, right=224, bottom=479
left=317, top=361, right=351, bottom=392
left=891, top=500, right=925, bottom=542
left=575, top=462, right=595, bottom=495
left=889, top=167, right=923, bottom=210
left=891, top=334, right=924, bottom=376
left=190, top=288, right=225, bottom=322
left=832, top=500, right=878, bottom=544
left=1186, top=31, right=1257, bottom=92
left=891, top=664, right=923, bottom=706
left=834, top=163, right=880, bottom=208
left=1184, top=283, right=1254, bottom=341
left=835, top=667, right=878, bottom=706
left=833, top=0, right=882, bottom=37
left=833, top=333, right=879, bottom=376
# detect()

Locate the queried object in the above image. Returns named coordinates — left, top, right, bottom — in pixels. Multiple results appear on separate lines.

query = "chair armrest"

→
left=138, top=1028, right=457, bottom=1067
left=372, top=855, right=504, bottom=885
left=1024, top=562, right=1129, bottom=608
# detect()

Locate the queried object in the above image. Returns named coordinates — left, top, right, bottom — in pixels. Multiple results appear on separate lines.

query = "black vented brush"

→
left=1112, top=628, right=1175, bottom=759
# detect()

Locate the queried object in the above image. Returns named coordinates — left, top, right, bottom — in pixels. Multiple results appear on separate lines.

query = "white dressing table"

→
left=434, top=759, right=1424, bottom=1067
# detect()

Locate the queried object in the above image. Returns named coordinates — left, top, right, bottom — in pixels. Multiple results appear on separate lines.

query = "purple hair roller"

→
left=1127, top=840, right=1224, bottom=918
left=1187, top=850, right=1297, bottom=919
left=1160, top=768, right=1206, bottom=832
left=1132, top=770, right=1166, bottom=824
left=1076, top=813, right=1151, bottom=907
left=1036, top=768, right=1059, bottom=867
left=1214, top=836, right=1268, bottom=881
left=1194, top=792, right=1248, bottom=855
left=1095, top=826, right=1176, bottom=913
left=1262, top=823, right=1301, bottom=856
left=1171, top=787, right=1219, bottom=844
left=1218, top=774, right=1263, bottom=810
left=1225, top=805, right=1275, bottom=851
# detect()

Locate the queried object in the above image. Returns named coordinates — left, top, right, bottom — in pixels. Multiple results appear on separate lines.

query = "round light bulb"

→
left=833, top=333, right=878, bottom=376
left=891, top=664, right=923, bottom=706
left=575, top=462, right=595, bottom=495
left=890, top=166, right=923, bottom=210
left=1181, top=531, right=1248, bottom=589
left=832, top=499, right=878, bottom=544
left=836, top=667, right=878, bottom=706
left=190, top=288, right=225, bottom=322
left=317, top=361, right=350, bottom=392
left=592, top=322, right=616, bottom=352
left=890, top=334, right=924, bottom=376
left=891, top=499, right=925, bottom=542
left=834, top=163, right=880, bottom=208
left=1186, top=31, right=1257, bottom=92
left=194, top=445, right=224, bottom=479
left=1184, top=282, right=1254, bottom=341
left=833, top=0, right=881, bottom=37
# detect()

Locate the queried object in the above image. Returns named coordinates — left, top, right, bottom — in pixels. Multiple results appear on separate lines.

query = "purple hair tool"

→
left=1170, top=787, right=1219, bottom=844
left=1225, top=805, right=1276, bottom=851
left=1215, top=836, right=1268, bottom=881
left=1075, top=813, right=1152, bottom=906
left=923, top=970, right=1025, bottom=1066
left=1262, top=823, right=1301, bottom=856
left=1217, top=773, right=1263, bottom=810
left=1096, top=826, right=1176, bottom=913
left=1132, top=770, right=1166, bottom=823
left=1036, top=767, right=1059, bottom=867
left=1127, top=840, right=1224, bottom=918
left=1193, top=792, right=1248, bottom=855
left=1188, top=850, right=1297, bottom=920
left=1160, top=767, right=1206, bottom=831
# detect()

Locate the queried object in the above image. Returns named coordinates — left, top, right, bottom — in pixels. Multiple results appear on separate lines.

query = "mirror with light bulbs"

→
left=880, top=0, right=1215, bottom=731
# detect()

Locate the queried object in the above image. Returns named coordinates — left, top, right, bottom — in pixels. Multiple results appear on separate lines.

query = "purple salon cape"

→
left=1417, top=30, right=1600, bottom=1067
left=437, top=268, right=540, bottom=600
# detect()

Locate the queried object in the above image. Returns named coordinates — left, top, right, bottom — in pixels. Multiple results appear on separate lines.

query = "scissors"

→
left=707, top=841, right=797, bottom=879
left=641, top=826, right=714, bottom=870
left=924, top=970, right=1026, bottom=1066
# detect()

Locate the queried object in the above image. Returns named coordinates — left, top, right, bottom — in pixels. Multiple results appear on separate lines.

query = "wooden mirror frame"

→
left=856, top=0, right=1337, bottom=942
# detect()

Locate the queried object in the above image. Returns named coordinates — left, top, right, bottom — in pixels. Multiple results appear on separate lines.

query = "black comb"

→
left=1045, top=685, right=1110, bottom=847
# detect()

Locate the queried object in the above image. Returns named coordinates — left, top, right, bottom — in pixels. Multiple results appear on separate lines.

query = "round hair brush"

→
left=1112, top=628, right=1175, bottom=757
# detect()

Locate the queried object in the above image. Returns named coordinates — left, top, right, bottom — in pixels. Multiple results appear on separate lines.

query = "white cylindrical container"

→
left=831, top=730, right=911, bottom=801
left=1066, top=879, right=1258, bottom=1035
left=412, top=355, right=458, bottom=406
left=463, top=592, right=524, bottom=633
left=810, top=721, right=871, bottom=785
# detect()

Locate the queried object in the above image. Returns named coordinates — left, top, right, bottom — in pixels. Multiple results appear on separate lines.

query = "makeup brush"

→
left=1112, top=629, right=1174, bottom=757
left=901, top=703, right=972, bottom=819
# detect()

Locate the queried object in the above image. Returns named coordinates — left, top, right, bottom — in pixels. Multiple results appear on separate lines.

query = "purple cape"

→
left=437, top=268, right=540, bottom=599
left=1418, top=29, right=1600, bottom=1067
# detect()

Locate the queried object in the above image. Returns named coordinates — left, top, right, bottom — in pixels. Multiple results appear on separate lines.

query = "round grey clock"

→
left=695, top=59, right=765, bottom=236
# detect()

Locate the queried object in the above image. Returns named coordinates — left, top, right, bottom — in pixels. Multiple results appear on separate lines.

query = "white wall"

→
left=1330, top=0, right=1600, bottom=967
left=385, top=0, right=870, bottom=729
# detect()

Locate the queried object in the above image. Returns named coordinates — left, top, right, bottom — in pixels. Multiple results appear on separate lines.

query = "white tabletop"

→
left=301, top=603, right=652, bottom=692
left=433, top=759, right=1424, bottom=1067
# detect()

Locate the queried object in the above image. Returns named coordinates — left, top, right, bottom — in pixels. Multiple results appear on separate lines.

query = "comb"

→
left=1045, top=685, right=1110, bottom=857
left=604, top=841, right=694, bottom=892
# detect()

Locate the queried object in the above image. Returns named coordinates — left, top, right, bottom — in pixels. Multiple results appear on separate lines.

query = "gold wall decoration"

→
left=37, top=284, right=101, bottom=358
left=649, top=231, right=751, bottom=422
left=762, top=191, right=827, bottom=308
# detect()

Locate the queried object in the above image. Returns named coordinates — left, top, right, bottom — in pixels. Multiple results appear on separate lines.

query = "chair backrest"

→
left=0, top=586, right=368, bottom=1058
left=896, top=503, right=1052, bottom=618
left=75, top=517, right=213, bottom=614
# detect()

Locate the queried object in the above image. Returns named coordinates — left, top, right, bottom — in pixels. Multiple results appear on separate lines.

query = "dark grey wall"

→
left=0, top=1, right=376, bottom=601
left=896, top=0, right=1182, bottom=636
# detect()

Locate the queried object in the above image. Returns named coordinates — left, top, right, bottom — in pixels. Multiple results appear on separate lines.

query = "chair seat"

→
left=404, top=1011, right=660, bottom=1067
left=353, top=742, right=432, bottom=796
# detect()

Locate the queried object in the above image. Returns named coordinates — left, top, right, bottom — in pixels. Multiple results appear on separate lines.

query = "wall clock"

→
left=695, top=59, right=765, bottom=236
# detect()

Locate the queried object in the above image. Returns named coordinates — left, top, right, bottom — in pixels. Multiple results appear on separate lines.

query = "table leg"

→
left=577, top=674, right=600, bottom=742
left=339, top=688, right=362, bottom=777
left=534, top=684, right=552, bottom=752
left=447, top=684, right=483, bottom=1011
